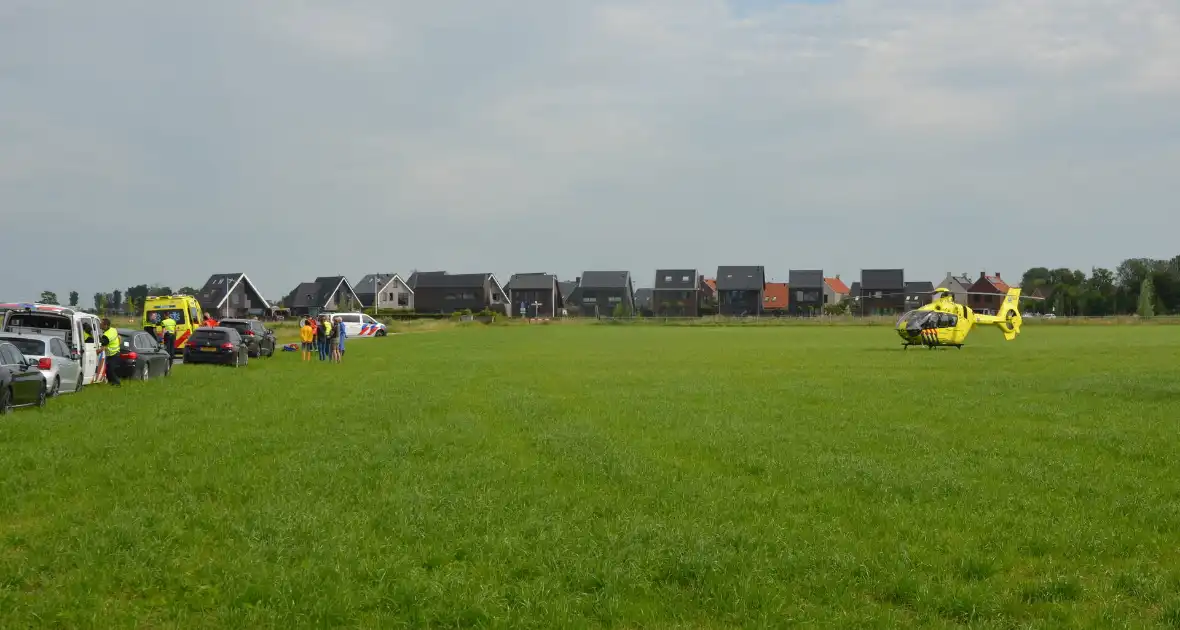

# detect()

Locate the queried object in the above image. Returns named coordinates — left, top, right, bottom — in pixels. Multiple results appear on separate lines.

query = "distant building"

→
left=968, top=272, right=1010, bottom=313
left=716, top=266, right=765, bottom=316
left=859, top=269, right=906, bottom=315
left=652, top=269, right=701, bottom=317
left=788, top=270, right=824, bottom=316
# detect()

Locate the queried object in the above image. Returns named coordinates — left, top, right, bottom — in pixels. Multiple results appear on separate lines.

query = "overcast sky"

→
left=3, top=0, right=1178, bottom=304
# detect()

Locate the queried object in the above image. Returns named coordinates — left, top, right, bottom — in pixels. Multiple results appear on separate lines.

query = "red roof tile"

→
left=824, top=277, right=850, bottom=294
left=763, top=282, right=789, bottom=310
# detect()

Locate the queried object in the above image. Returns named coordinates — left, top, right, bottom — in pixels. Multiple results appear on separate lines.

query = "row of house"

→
left=186, top=269, right=1020, bottom=319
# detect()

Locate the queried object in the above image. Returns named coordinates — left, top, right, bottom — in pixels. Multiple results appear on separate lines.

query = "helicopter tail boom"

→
left=973, top=288, right=1022, bottom=340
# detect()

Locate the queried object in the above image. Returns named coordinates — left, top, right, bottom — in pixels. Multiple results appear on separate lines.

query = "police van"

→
left=0, top=303, right=105, bottom=386
left=318, top=312, right=388, bottom=338
left=141, top=294, right=203, bottom=350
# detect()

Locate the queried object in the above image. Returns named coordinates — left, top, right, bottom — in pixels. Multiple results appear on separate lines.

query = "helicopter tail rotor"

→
left=974, top=288, right=1023, bottom=340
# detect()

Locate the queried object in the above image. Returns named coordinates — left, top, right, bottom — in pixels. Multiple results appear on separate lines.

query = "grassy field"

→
left=2, top=324, right=1179, bottom=628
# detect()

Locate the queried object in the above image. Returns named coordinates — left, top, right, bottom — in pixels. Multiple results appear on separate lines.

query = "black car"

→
left=182, top=327, right=250, bottom=367
left=113, top=328, right=173, bottom=380
left=218, top=318, right=276, bottom=358
left=0, top=340, right=48, bottom=412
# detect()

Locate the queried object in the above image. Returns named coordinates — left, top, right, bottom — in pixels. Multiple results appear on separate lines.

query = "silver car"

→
left=0, top=333, right=83, bottom=396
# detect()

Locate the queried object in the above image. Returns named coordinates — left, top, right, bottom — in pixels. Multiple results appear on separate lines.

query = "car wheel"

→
left=0, top=387, right=12, bottom=414
left=164, top=360, right=172, bottom=377
left=376, top=329, right=387, bottom=337
left=51, top=376, right=61, bottom=397
left=232, top=352, right=240, bottom=368
left=36, top=383, right=47, bottom=407
left=74, top=373, right=84, bottom=393
left=140, top=362, right=150, bottom=381
left=243, top=352, right=249, bottom=367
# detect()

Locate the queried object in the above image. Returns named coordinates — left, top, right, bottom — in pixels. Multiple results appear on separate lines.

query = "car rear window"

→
left=221, top=321, right=250, bottom=333
left=192, top=330, right=229, bottom=341
left=0, top=336, right=46, bottom=355
left=5, top=313, right=70, bottom=331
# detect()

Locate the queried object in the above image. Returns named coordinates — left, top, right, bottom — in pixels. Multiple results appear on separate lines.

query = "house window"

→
left=664, top=275, right=672, bottom=282
left=397, top=293, right=409, bottom=307
left=231, top=292, right=240, bottom=305
left=444, top=294, right=456, bottom=300
left=583, top=297, right=595, bottom=304
left=492, top=293, right=502, bottom=302
left=608, top=296, right=621, bottom=303
left=681, top=275, right=689, bottom=282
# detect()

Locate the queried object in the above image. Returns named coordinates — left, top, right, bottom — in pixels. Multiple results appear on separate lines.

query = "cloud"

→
left=1, top=0, right=1178, bottom=303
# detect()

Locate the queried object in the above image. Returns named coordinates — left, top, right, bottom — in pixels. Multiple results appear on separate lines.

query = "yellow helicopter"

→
left=895, top=287, right=1032, bottom=349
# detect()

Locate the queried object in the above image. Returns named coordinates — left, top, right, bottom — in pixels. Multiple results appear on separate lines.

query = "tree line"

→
left=1020, top=256, right=1180, bottom=316
left=36, top=284, right=198, bottom=315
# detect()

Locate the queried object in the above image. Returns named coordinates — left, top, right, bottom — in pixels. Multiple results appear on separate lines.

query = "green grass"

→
left=2, top=325, right=1180, bottom=628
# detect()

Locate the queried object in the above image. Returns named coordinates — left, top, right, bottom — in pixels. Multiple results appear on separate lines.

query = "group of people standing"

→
left=299, top=314, right=346, bottom=363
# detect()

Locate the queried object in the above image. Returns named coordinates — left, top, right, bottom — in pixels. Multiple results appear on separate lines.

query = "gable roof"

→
left=938, top=272, right=973, bottom=291
left=861, top=269, right=904, bottom=290
left=506, top=272, right=559, bottom=291
left=286, top=282, right=323, bottom=308
left=763, top=282, right=789, bottom=309
left=355, top=273, right=413, bottom=297
left=314, top=276, right=360, bottom=308
left=825, top=277, right=850, bottom=294
left=716, top=266, right=765, bottom=291
left=406, top=271, right=447, bottom=290
left=788, top=270, right=824, bottom=287
left=905, top=281, right=935, bottom=296
left=849, top=282, right=861, bottom=297
left=654, top=269, right=698, bottom=290
left=579, top=271, right=632, bottom=289
left=972, top=272, right=1010, bottom=292
left=412, top=272, right=503, bottom=292
left=558, top=281, right=577, bottom=300
left=197, top=273, right=271, bottom=310
left=702, top=278, right=717, bottom=294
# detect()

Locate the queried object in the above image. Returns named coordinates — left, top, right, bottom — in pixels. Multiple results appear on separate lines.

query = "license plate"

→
left=200, top=347, right=217, bottom=352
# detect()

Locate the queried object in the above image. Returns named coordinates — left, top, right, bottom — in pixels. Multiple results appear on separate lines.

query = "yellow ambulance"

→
left=141, top=294, right=203, bottom=351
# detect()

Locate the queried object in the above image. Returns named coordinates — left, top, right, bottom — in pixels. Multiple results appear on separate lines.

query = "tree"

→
left=125, top=297, right=140, bottom=318
left=1138, top=276, right=1156, bottom=317
left=178, top=286, right=198, bottom=295
left=68, top=291, right=79, bottom=307
left=111, top=290, right=123, bottom=313
left=93, top=292, right=107, bottom=314
left=126, top=284, right=150, bottom=306
left=39, top=290, right=59, bottom=305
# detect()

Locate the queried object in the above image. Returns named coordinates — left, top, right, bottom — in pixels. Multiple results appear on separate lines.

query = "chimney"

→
left=575, top=276, right=581, bottom=284
left=995, top=272, right=1001, bottom=279
left=835, top=274, right=840, bottom=280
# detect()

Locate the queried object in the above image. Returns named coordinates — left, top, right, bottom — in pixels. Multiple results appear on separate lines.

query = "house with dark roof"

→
left=824, top=276, right=850, bottom=307
left=788, top=270, right=825, bottom=316
left=410, top=272, right=508, bottom=314
left=715, top=266, right=765, bottom=316
left=858, top=269, right=906, bottom=315
left=763, top=282, right=789, bottom=314
left=284, top=276, right=362, bottom=316
left=634, top=288, right=655, bottom=316
left=936, top=273, right=973, bottom=304
left=569, top=271, right=635, bottom=316
left=652, top=269, right=701, bottom=317
left=968, top=272, right=1010, bottom=313
left=904, top=281, right=936, bottom=309
left=196, top=273, right=270, bottom=319
left=505, top=273, right=564, bottom=318
left=355, top=273, right=414, bottom=311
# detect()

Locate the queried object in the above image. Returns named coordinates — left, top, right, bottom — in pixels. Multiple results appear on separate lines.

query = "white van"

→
left=319, top=312, right=388, bottom=338
left=0, top=303, right=105, bottom=385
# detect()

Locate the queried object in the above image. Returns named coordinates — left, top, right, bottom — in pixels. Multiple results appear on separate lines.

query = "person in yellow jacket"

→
left=158, top=314, right=177, bottom=364
left=100, top=318, right=123, bottom=386
left=299, top=318, right=315, bottom=362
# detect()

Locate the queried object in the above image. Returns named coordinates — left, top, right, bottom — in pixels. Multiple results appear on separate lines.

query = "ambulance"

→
left=0, top=303, right=106, bottom=385
left=141, top=294, right=204, bottom=350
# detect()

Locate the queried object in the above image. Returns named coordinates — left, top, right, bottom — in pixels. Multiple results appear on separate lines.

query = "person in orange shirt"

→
left=299, top=318, right=315, bottom=361
left=203, top=312, right=219, bottom=327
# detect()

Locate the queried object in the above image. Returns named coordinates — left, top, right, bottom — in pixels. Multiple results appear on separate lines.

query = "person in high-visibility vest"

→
left=159, top=314, right=177, bottom=363
left=100, top=318, right=122, bottom=386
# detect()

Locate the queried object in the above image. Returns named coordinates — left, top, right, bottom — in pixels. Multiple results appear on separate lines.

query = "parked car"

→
left=217, top=318, right=276, bottom=358
left=0, top=302, right=105, bottom=386
left=110, top=329, right=173, bottom=381
left=182, top=327, right=250, bottom=367
left=0, top=340, right=48, bottom=412
left=0, top=333, right=83, bottom=396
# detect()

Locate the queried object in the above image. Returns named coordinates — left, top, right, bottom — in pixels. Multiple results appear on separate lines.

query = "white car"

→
left=0, top=332, right=84, bottom=396
left=321, top=312, right=387, bottom=338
